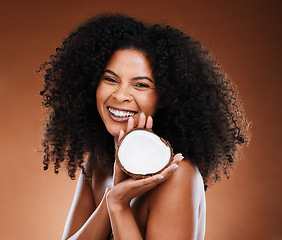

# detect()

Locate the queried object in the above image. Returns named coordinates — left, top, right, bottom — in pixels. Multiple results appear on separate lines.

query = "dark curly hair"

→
left=39, top=13, right=250, bottom=188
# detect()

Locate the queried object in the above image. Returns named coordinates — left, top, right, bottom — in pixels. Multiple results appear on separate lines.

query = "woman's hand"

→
left=112, top=112, right=152, bottom=186
left=110, top=112, right=184, bottom=207
left=108, top=153, right=184, bottom=208
left=107, top=113, right=184, bottom=240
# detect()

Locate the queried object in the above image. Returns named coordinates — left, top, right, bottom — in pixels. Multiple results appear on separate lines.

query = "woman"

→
left=39, top=13, right=249, bottom=239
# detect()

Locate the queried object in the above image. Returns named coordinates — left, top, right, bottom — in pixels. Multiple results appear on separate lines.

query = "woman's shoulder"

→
left=172, top=159, right=203, bottom=183
left=148, top=159, right=205, bottom=205
left=145, top=159, right=206, bottom=239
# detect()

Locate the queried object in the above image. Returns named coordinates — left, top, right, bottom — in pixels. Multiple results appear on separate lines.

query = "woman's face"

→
left=96, top=49, right=160, bottom=138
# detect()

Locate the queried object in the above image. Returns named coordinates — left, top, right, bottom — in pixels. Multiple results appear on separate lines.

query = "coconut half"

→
left=115, top=129, right=173, bottom=179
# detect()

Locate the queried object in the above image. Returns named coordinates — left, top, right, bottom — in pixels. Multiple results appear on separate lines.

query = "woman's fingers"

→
left=145, top=116, right=153, bottom=129
left=112, top=115, right=180, bottom=203
left=137, top=112, right=146, bottom=128
left=132, top=159, right=181, bottom=189
left=118, top=129, right=125, bottom=142
left=149, top=154, right=183, bottom=183
left=125, top=113, right=153, bottom=133
left=110, top=156, right=183, bottom=205
left=118, top=174, right=165, bottom=201
left=125, top=164, right=179, bottom=196
left=126, top=117, right=135, bottom=132
left=172, top=153, right=184, bottom=164
left=155, top=153, right=184, bottom=180
left=158, top=163, right=179, bottom=180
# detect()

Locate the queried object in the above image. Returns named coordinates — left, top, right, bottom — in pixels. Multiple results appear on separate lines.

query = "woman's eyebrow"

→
left=103, top=69, right=119, bottom=78
left=132, top=76, right=154, bottom=83
left=103, top=70, right=154, bottom=83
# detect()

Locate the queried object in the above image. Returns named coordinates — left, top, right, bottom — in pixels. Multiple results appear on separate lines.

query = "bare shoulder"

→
left=172, top=159, right=203, bottom=183
left=62, top=170, right=95, bottom=239
left=150, top=159, right=204, bottom=200
left=146, top=159, right=206, bottom=239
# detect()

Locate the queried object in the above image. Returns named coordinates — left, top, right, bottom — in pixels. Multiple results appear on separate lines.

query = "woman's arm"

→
left=62, top=172, right=112, bottom=240
left=146, top=159, right=205, bottom=240
left=106, top=155, right=183, bottom=240
left=106, top=159, right=204, bottom=240
left=106, top=113, right=192, bottom=240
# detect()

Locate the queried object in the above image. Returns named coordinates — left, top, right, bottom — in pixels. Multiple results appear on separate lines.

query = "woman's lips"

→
left=107, top=107, right=137, bottom=122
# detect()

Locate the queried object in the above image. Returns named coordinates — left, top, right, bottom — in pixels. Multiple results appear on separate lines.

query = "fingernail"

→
left=178, top=156, right=184, bottom=163
left=173, top=165, right=179, bottom=171
left=141, top=112, right=145, bottom=116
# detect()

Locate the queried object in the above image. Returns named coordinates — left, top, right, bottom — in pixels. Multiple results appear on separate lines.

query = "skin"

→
left=62, top=49, right=206, bottom=240
left=96, top=49, right=161, bottom=139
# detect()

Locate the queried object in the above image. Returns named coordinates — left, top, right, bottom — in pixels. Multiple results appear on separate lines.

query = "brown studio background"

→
left=0, top=0, right=281, bottom=239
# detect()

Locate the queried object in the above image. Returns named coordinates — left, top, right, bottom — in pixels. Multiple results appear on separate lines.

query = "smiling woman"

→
left=96, top=49, right=161, bottom=138
left=39, top=13, right=250, bottom=240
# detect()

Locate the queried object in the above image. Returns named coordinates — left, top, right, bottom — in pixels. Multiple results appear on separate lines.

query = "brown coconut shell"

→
left=115, top=128, right=174, bottom=179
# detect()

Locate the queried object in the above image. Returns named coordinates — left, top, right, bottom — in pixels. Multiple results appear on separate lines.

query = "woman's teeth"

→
left=108, top=107, right=136, bottom=118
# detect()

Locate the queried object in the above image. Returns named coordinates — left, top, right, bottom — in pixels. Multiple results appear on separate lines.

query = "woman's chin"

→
left=107, top=126, right=125, bottom=139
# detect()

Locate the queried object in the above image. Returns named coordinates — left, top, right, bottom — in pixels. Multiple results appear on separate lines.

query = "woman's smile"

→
left=96, top=49, right=161, bottom=137
left=107, top=107, right=137, bottom=121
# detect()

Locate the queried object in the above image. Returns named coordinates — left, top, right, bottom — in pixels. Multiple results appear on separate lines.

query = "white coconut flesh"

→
left=117, top=129, right=172, bottom=177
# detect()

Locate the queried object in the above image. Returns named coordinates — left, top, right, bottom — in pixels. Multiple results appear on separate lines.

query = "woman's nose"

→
left=112, top=85, right=133, bottom=103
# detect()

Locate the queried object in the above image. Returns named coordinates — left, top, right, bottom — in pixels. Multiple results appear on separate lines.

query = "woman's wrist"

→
left=106, top=188, right=130, bottom=213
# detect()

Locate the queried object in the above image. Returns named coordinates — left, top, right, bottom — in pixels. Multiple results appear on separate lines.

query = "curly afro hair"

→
left=39, top=13, right=250, bottom=188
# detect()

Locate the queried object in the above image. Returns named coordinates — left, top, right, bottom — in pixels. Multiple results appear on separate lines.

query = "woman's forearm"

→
left=64, top=189, right=112, bottom=240
left=107, top=201, right=143, bottom=240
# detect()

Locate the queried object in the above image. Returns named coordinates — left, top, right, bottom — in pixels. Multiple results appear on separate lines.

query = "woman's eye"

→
left=134, top=83, right=150, bottom=88
left=104, top=77, right=117, bottom=83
